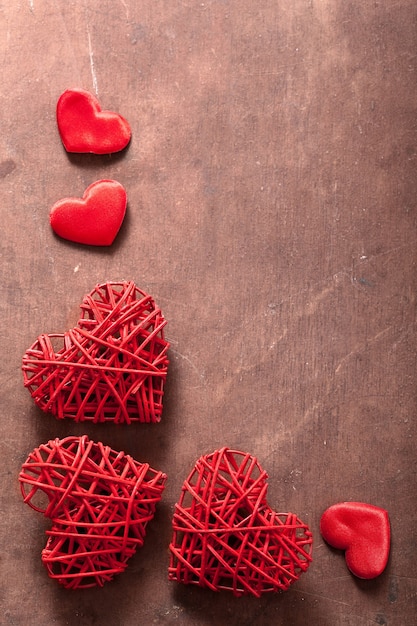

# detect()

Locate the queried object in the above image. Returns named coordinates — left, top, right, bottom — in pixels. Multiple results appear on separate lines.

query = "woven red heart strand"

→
left=169, top=448, right=313, bottom=597
left=22, top=281, right=169, bottom=423
left=19, top=435, right=167, bottom=589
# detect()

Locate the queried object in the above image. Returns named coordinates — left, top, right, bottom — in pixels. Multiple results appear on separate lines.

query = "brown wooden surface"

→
left=1, top=2, right=416, bottom=625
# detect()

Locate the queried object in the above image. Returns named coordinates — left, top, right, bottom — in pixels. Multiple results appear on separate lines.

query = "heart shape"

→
left=19, top=435, right=167, bottom=588
left=56, top=88, right=131, bottom=154
left=22, top=281, right=169, bottom=424
left=50, top=179, right=127, bottom=246
left=169, top=448, right=313, bottom=597
left=320, top=502, right=390, bottom=579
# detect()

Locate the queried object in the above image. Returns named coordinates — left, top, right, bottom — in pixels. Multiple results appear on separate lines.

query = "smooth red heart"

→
left=50, top=179, right=127, bottom=246
left=22, top=281, right=169, bottom=424
left=320, top=502, right=390, bottom=579
left=57, top=88, right=131, bottom=154
left=19, top=435, right=167, bottom=588
left=169, top=448, right=313, bottom=597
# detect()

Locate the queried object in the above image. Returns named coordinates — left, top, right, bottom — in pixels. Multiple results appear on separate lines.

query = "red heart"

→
left=320, top=502, right=390, bottom=579
left=56, top=88, right=131, bottom=154
left=169, top=448, right=313, bottom=597
left=19, top=435, right=167, bottom=588
left=22, top=281, right=169, bottom=424
left=50, top=179, right=127, bottom=246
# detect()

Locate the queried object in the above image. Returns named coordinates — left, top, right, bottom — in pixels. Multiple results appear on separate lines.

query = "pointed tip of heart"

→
left=57, top=88, right=131, bottom=154
left=50, top=179, right=127, bottom=246
left=320, top=501, right=390, bottom=579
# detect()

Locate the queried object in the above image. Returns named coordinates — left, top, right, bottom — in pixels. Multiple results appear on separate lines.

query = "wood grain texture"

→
left=1, top=1, right=416, bottom=624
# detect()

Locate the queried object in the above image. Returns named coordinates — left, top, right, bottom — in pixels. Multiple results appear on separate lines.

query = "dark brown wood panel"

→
left=1, top=1, right=416, bottom=624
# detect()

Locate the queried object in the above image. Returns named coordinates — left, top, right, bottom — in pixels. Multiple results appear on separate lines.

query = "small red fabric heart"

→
left=169, top=448, right=313, bottom=597
left=320, top=502, right=390, bottom=579
left=50, top=179, right=127, bottom=246
left=19, top=435, right=167, bottom=588
left=22, top=281, right=169, bottom=424
left=56, top=88, right=131, bottom=154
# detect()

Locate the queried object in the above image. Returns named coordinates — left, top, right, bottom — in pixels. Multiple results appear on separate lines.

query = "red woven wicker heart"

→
left=19, top=435, right=167, bottom=589
left=22, top=281, right=169, bottom=423
left=169, top=448, right=313, bottom=597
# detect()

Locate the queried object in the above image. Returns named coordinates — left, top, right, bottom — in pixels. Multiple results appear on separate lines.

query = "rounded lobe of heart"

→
left=320, top=502, right=390, bottom=579
left=169, top=447, right=313, bottom=597
left=50, top=179, right=127, bottom=246
left=19, top=435, right=167, bottom=588
left=57, top=88, right=131, bottom=154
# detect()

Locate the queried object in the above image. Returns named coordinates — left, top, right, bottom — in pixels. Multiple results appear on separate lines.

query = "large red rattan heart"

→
left=19, top=435, right=167, bottom=588
left=320, top=502, right=390, bottom=579
left=22, top=281, right=169, bottom=424
left=57, top=88, right=131, bottom=154
left=50, top=179, right=127, bottom=246
left=169, top=448, right=313, bottom=597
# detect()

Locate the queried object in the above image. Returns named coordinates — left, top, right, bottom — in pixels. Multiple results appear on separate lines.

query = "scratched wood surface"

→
left=1, top=2, right=416, bottom=625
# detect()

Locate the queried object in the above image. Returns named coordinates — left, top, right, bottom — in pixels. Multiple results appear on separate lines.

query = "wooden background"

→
left=1, top=1, right=416, bottom=624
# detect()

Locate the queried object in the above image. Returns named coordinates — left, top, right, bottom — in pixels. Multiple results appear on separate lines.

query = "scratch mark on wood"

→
left=335, top=326, right=393, bottom=374
left=291, top=588, right=352, bottom=606
left=120, top=0, right=130, bottom=21
left=170, top=348, right=205, bottom=380
left=87, top=25, right=98, bottom=95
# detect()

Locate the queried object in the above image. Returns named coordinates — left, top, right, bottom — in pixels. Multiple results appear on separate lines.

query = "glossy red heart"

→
left=57, top=88, right=131, bottom=154
left=50, top=179, right=127, bottom=246
left=169, top=448, right=313, bottom=597
left=320, top=502, right=390, bottom=579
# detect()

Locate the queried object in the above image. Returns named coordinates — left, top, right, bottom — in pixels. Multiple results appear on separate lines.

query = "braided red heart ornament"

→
left=169, top=448, right=313, bottom=597
left=22, top=281, right=169, bottom=423
left=19, top=435, right=167, bottom=588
